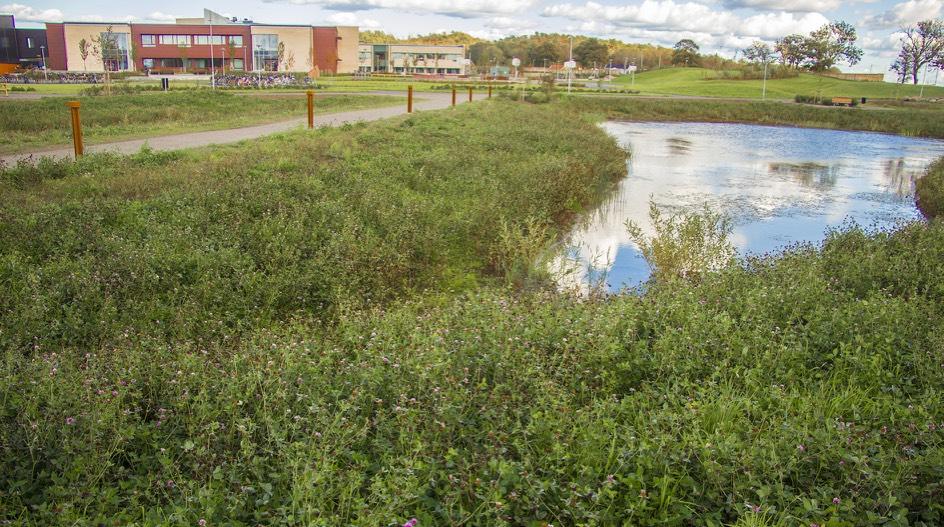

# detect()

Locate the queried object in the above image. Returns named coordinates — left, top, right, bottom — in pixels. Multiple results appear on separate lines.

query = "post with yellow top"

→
left=306, top=90, right=314, bottom=129
left=468, top=86, right=473, bottom=102
left=407, top=85, right=413, bottom=113
left=2, top=83, right=8, bottom=96
left=488, top=83, right=492, bottom=99
left=451, top=85, right=456, bottom=107
left=66, top=101, right=83, bottom=158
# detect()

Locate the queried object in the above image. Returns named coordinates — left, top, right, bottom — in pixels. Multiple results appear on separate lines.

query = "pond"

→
left=557, top=121, right=944, bottom=292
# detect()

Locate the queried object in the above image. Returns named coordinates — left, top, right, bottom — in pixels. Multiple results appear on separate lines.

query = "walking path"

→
left=1, top=91, right=487, bottom=165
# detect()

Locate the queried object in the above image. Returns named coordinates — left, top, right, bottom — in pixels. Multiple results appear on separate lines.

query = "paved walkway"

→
left=1, top=91, right=487, bottom=165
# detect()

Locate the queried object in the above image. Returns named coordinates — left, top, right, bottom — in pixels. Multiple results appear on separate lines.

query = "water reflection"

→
left=557, top=122, right=944, bottom=293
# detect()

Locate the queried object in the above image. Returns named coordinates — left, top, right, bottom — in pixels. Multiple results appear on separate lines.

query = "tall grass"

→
left=1, top=100, right=943, bottom=526
left=0, top=101, right=626, bottom=352
left=916, top=157, right=944, bottom=219
left=0, top=91, right=402, bottom=153
left=564, top=96, right=944, bottom=139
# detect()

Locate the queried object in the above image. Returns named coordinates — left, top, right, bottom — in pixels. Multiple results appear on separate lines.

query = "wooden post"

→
left=488, top=83, right=492, bottom=98
left=407, top=85, right=413, bottom=113
left=468, top=86, right=473, bottom=102
left=66, top=101, right=83, bottom=158
left=306, top=90, right=314, bottom=129
left=451, top=85, right=456, bottom=107
left=2, top=83, right=8, bottom=97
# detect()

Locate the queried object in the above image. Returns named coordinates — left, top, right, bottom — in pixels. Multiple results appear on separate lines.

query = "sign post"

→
left=66, top=101, right=84, bottom=158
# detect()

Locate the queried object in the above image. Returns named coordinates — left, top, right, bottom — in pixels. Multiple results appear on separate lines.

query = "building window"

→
left=141, top=34, right=156, bottom=46
left=252, top=34, right=279, bottom=71
left=160, top=35, right=190, bottom=47
left=228, top=35, right=243, bottom=46
left=143, top=58, right=154, bottom=68
left=231, top=58, right=244, bottom=70
left=100, top=32, right=131, bottom=71
left=193, top=35, right=225, bottom=46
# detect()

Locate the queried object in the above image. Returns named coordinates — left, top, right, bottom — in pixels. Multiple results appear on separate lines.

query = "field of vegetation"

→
left=613, top=68, right=944, bottom=100
left=1, top=98, right=943, bottom=526
left=565, top=96, right=944, bottom=139
left=0, top=91, right=402, bottom=154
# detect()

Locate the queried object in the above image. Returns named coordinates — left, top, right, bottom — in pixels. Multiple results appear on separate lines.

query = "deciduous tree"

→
left=672, top=39, right=700, bottom=67
left=897, top=19, right=944, bottom=85
left=801, top=21, right=862, bottom=71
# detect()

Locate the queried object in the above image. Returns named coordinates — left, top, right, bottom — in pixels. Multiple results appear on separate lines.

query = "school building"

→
left=9, top=9, right=359, bottom=74
left=358, top=43, right=467, bottom=76
left=0, top=14, right=49, bottom=73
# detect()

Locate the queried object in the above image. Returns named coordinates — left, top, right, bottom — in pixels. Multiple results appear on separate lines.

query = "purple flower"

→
left=65, top=417, right=76, bottom=425
left=752, top=505, right=762, bottom=513
left=797, top=444, right=806, bottom=452
left=402, top=519, right=417, bottom=527
left=833, top=497, right=841, bottom=505
left=198, top=520, right=207, bottom=527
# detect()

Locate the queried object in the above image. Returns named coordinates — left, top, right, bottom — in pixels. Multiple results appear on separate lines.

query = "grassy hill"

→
left=613, top=68, right=944, bottom=99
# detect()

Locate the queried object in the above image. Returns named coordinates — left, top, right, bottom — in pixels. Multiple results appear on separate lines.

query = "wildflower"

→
left=402, top=518, right=417, bottom=527
left=65, top=417, right=76, bottom=425
left=606, top=474, right=615, bottom=484
left=166, top=480, right=175, bottom=488
left=198, top=520, right=207, bottom=527
left=797, top=444, right=806, bottom=452
left=833, top=497, right=841, bottom=505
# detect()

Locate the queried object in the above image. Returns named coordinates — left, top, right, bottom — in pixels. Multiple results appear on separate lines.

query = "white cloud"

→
left=326, top=11, right=380, bottom=27
left=863, top=0, right=943, bottom=28
left=543, top=1, right=828, bottom=39
left=723, top=0, right=846, bottom=12
left=267, top=0, right=538, bottom=18
left=0, top=3, right=63, bottom=22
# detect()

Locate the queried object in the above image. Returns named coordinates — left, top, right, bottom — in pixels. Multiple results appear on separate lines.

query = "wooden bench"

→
left=831, top=97, right=854, bottom=106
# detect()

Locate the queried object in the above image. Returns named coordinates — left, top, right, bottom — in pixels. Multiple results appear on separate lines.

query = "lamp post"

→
left=762, top=60, right=768, bottom=100
left=256, top=44, right=263, bottom=89
left=568, top=36, right=573, bottom=93
left=40, top=45, right=48, bottom=81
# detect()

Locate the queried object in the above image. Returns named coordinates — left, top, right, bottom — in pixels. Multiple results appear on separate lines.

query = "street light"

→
left=256, top=44, right=263, bottom=89
left=39, top=45, right=48, bottom=82
left=762, top=60, right=768, bottom=100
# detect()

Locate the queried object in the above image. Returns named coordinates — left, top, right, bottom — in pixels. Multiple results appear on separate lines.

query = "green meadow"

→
left=1, top=98, right=943, bottom=526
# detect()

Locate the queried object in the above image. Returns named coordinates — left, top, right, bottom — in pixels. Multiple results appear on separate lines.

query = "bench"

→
left=831, top=97, right=854, bottom=106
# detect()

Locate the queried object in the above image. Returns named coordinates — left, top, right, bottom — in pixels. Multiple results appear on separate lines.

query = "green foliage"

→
left=490, top=216, right=555, bottom=288
left=564, top=96, right=944, bottom=138
left=626, top=202, right=736, bottom=284
left=0, top=101, right=626, bottom=352
left=2, top=220, right=944, bottom=525
left=916, top=157, right=944, bottom=219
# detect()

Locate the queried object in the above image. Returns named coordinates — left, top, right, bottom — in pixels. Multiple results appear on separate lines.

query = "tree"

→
left=573, top=37, right=609, bottom=68
left=890, top=50, right=914, bottom=83
left=90, top=26, right=120, bottom=95
left=672, top=39, right=700, bottom=67
left=897, top=19, right=944, bottom=85
left=801, top=21, right=862, bottom=71
left=227, top=39, right=237, bottom=72
left=78, top=38, right=90, bottom=71
left=528, top=40, right=563, bottom=66
left=470, top=42, right=505, bottom=66
left=742, top=41, right=774, bottom=64
left=276, top=41, right=286, bottom=72
left=775, top=34, right=805, bottom=69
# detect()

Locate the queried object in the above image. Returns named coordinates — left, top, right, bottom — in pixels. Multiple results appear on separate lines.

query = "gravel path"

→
left=1, top=91, right=488, bottom=165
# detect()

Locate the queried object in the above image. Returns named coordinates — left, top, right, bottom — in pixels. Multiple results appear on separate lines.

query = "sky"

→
left=3, top=0, right=944, bottom=79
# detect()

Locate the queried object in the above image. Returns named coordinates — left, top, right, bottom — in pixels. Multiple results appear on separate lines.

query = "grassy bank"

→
left=613, top=68, right=944, bottom=99
left=564, top=96, right=944, bottom=138
left=0, top=91, right=403, bottom=154
left=917, top=157, right=944, bottom=219
left=2, top=99, right=943, bottom=526
left=0, top=101, right=625, bottom=351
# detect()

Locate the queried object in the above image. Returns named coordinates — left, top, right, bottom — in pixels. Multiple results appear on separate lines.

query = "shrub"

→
left=626, top=202, right=736, bottom=284
left=916, top=156, right=944, bottom=220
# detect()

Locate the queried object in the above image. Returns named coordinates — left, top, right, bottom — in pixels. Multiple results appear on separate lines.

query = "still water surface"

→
left=559, top=121, right=944, bottom=292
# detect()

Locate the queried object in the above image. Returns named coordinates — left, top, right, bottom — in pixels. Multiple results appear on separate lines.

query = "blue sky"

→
left=3, top=0, right=943, bottom=78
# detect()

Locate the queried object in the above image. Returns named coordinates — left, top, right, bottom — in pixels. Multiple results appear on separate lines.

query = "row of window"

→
left=140, top=34, right=245, bottom=47
left=142, top=57, right=246, bottom=70
left=391, top=53, right=462, bottom=62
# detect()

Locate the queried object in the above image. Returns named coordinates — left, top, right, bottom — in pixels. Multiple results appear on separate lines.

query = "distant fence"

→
left=821, top=73, right=885, bottom=82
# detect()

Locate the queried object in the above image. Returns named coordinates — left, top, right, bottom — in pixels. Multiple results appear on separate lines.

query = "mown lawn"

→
left=1, top=99, right=943, bottom=526
left=0, top=91, right=403, bottom=154
left=613, top=68, right=944, bottom=99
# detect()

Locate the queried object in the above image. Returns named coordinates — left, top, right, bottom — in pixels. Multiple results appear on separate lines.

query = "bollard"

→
left=451, top=85, right=456, bottom=107
left=468, top=86, right=473, bottom=102
left=2, top=83, right=8, bottom=97
left=488, top=83, right=492, bottom=99
left=306, top=90, right=314, bottom=129
left=407, top=85, right=413, bottom=113
left=66, top=101, right=83, bottom=158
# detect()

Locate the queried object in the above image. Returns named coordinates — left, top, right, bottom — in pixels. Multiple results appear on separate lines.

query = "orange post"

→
left=468, top=86, right=473, bottom=102
left=407, top=85, right=413, bottom=113
left=488, top=83, right=492, bottom=98
left=451, top=85, right=456, bottom=107
left=306, top=90, right=314, bottom=129
left=66, top=101, right=83, bottom=158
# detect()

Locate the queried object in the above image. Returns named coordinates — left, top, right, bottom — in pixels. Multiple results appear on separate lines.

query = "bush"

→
left=916, top=156, right=944, bottom=219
